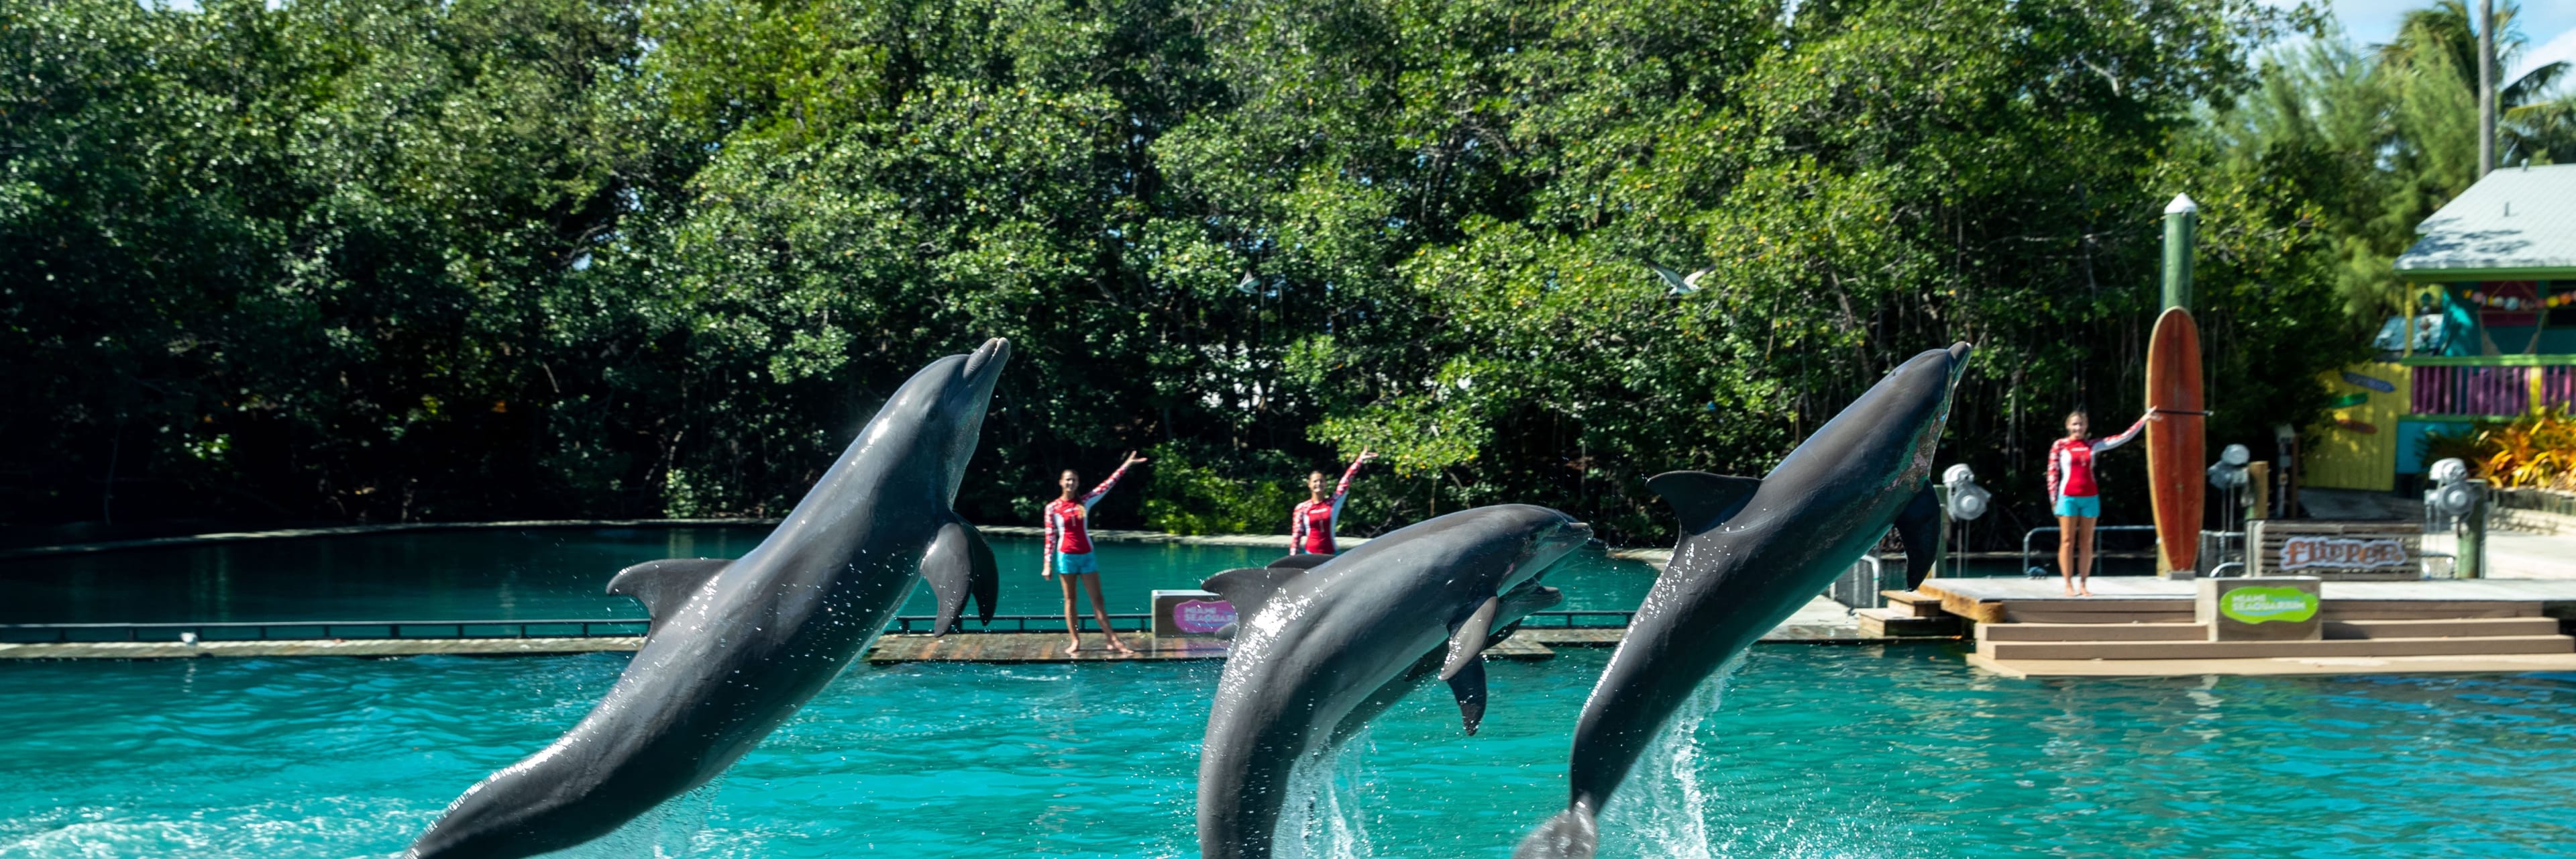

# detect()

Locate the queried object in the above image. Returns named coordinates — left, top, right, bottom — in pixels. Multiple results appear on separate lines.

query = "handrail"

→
left=2021, top=525, right=2160, bottom=577
left=2, top=609, right=1642, bottom=644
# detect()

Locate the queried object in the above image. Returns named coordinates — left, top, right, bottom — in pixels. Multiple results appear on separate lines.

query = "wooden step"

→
left=1979, top=635, right=2574, bottom=662
left=2324, top=617, right=2563, bottom=639
left=1979, top=622, right=2207, bottom=642
left=1857, top=608, right=1962, bottom=638
left=1878, top=591, right=1951, bottom=619
left=2003, top=604, right=2198, bottom=624
left=2321, top=601, right=2536, bottom=621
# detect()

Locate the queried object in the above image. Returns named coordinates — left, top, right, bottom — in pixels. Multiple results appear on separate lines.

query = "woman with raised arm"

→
left=2047, top=409, right=2157, bottom=597
left=1289, top=449, right=1376, bottom=556
left=1044, top=451, right=1146, bottom=656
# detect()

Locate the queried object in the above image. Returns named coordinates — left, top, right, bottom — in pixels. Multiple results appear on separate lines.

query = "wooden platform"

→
left=1968, top=652, right=2576, bottom=678
left=1933, top=576, right=2576, bottom=678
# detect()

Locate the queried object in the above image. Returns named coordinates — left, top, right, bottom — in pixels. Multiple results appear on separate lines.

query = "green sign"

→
left=2220, top=587, right=2318, bottom=624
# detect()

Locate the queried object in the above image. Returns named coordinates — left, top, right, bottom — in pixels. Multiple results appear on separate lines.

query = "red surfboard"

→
left=2145, top=307, right=2205, bottom=574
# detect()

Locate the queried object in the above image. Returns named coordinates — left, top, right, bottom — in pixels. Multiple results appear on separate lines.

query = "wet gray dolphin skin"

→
left=1515, top=342, right=1970, bottom=859
left=1196, top=504, right=1593, bottom=859
left=409, top=339, right=1010, bottom=859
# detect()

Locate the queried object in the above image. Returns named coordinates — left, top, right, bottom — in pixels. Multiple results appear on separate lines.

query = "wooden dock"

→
left=1913, top=577, right=2576, bottom=678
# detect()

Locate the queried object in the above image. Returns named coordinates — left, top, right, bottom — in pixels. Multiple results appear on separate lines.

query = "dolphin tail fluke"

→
left=1511, top=804, right=1599, bottom=859
left=1203, top=566, right=1304, bottom=619
left=1894, top=483, right=1940, bottom=589
left=926, top=518, right=998, bottom=636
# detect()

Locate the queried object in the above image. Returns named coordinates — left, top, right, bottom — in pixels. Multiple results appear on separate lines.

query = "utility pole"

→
left=2479, top=0, right=2497, bottom=176
left=2162, top=193, right=2196, bottom=311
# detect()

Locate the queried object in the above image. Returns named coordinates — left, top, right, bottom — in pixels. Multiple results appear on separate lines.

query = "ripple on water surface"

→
left=1, top=647, right=2573, bottom=858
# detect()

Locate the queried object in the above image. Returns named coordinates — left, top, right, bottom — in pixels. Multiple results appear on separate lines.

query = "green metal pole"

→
left=2162, top=193, right=2197, bottom=311
left=2459, top=479, right=2488, bottom=579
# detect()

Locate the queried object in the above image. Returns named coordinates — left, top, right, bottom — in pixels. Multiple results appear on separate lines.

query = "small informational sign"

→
left=1150, top=589, right=1235, bottom=649
left=2248, top=521, right=2421, bottom=580
left=2197, top=576, right=2323, bottom=641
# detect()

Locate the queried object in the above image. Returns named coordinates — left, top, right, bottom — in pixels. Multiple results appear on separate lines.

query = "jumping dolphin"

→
left=409, top=339, right=1010, bottom=859
left=1196, top=505, right=1593, bottom=859
left=1515, top=342, right=1971, bottom=859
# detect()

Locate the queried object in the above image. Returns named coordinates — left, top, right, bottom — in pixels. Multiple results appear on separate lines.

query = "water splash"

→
left=1271, top=727, right=1377, bottom=859
left=1597, top=652, right=1748, bottom=859
left=540, top=776, right=725, bottom=859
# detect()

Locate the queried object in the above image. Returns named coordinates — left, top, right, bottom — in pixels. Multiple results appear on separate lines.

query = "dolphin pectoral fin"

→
left=1645, top=471, right=1763, bottom=534
left=1440, top=596, right=1500, bottom=680
left=1202, top=566, right=1304, bottom=619
left=1894, top=483, right=1940, bottom=589
left=1446, top=657, right=1489, bottom=735
left=925, top=518, right=999, bottom=636
left=1265, top=553, right=1334, bottom=570
left=606, top=558, right=731, bottom=635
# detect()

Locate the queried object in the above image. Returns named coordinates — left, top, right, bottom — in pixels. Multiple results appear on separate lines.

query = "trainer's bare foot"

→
left=1064, top=638, right=1085, bottom=656
left=2079, top=585, right=2094, bottom=597
left=2064, top=585, right=2078, bottom=596
left=1107, top=638, right=1136, bottom=654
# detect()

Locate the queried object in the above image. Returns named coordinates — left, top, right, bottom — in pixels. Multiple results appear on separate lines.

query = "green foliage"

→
left=2, top=0, right=2395, bottom=544
left=2210, top=2, right=2576, bottom=321
left=1138, top=444, right=1304, bottom=537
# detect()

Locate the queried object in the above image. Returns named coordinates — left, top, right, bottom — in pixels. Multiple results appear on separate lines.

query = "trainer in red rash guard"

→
left=1289, top=450, right=1375, bottom=555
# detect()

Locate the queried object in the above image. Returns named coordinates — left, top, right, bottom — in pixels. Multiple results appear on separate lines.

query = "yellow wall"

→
left=2304, top=362, right=2409, bottom=491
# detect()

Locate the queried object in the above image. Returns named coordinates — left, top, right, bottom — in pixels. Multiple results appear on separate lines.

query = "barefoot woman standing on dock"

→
left=2047, top=409, right=2156, bottom=596
left=1044, top=452, right=1146, bottom=655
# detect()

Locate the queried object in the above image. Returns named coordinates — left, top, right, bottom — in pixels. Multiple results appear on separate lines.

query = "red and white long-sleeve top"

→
left=2045, top=413, right=2149, bottom=501
left=1289, top=455, right=1368, bottom=555
left=1043, top=460, right=1134, bottom=566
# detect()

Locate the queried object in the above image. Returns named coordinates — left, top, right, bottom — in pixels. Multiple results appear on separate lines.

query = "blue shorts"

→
left=2053, top=495, right=2102, bottom=518
left=1054, top=551, right=1099, bottom=576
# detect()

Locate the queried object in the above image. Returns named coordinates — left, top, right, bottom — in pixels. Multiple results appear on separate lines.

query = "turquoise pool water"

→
left=0, top=528, right=1660, bottom=624
left=3, top=646, right=2572, bottom=858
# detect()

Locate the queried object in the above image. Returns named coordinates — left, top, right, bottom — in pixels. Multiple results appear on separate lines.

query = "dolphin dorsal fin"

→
left=1646, top=470, right=1762, bottom=534
left=606, top=558, right=731, bottom=635
left=1266, top=553, right=1334, bottom=570
left=924, top=517, right=1000, bottom=636
left=1202, top=566, right=1305, bottom=620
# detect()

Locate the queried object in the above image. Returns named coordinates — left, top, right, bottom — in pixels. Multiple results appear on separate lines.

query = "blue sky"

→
left=2305, top=0, right=2576, bottom=83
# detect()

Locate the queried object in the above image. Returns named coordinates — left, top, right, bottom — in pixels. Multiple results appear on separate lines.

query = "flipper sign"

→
left=2220, top=586, right=2318, bottom=624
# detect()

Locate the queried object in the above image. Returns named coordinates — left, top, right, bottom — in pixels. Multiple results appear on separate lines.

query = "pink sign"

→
left=1173, top=599, right=1237, bottom=634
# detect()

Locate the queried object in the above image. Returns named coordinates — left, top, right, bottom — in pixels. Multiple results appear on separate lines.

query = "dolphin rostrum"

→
left=1515, top=342, right=1970, bottom=859
left=409, top=338, right=1010, bottom=859
left=1197, top=505, right=1593, bottom=859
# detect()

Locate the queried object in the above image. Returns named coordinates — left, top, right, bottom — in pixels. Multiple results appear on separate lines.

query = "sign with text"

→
left=2248, top=521, right=2422, bottom=580
left=2196, top=576, right=2324, bottom=641
left=1151, top=589, right=1236, bottom=648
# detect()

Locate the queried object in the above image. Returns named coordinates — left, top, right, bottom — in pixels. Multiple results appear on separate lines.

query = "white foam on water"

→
left=538, top=776, right=725, bottom=859
left=1592, top=651, right=1900, bottom=859
left=1596, top=652, right=1746, bottom=859
left=1270, top=728, right=1377, bottom=859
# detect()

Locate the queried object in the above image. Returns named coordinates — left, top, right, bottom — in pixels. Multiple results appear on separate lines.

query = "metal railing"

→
left=4, top=609, right=1644, bottom=644
left=1823, top=556, right=1902, bottom=609
left=2019, top=525, right=2160, bottom=577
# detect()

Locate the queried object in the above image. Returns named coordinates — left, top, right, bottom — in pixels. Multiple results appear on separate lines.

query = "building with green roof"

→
left=2304, top=163, right=2575, bottom=493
